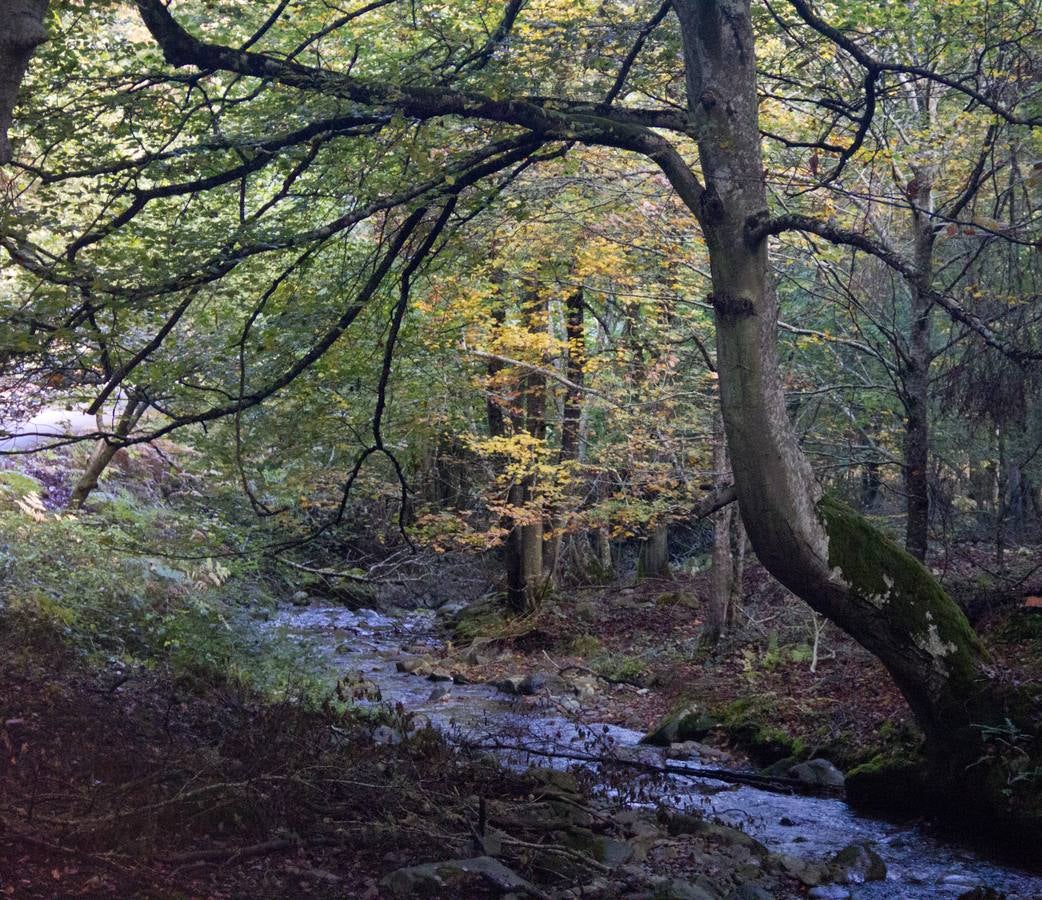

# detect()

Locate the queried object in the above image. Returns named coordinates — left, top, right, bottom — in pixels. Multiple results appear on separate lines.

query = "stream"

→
left=263, top=602, right=1042, bottom=899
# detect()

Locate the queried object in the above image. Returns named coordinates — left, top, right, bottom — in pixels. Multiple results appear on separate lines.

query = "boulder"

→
left=787, top=758, right=845, bottom=788
left=427, top=668, right=453, bottom=682
left=493, top=675, right=526, bottom=695
left=829, top=843, right=886, bottom=884
left=519, top=672, right=547, bottom=695
left=381, top=856, right=534, bottom=897
left=641, top=704, right=719, bottom=746
left=290, top=590, right=310, bottom=606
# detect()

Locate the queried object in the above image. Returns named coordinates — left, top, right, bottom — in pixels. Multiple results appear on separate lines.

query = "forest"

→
left=2, top=0, right=1042, bottom=896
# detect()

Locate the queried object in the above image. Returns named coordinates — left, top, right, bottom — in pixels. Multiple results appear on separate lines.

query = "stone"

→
left=518, top=671, right=547, bottom=695
left=829, top=843, right=886, bottom=884
left=957, top=888, right=1005, bottom=900
left=427, top=668, right=453, bottom=682
left=770, top=853, right=830, bottom=887
left=381, top=856, right=533, bottom=897
left=395, top=658, right=426, bottom=674
left=291, top=590, right=310, bottom=606
left=787, top=758, right=845, bottom=788
left=729, top=884, right=774, bottom=900
left=808, top=887, right=851, bottom=900
left=493, top=675, right=526, bottom=695
left=427, top=685, right=451, bottom=702
left=641, top=704, right=719, bottom=746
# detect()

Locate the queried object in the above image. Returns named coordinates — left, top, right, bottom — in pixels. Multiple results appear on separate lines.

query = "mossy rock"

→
left=641, top=704, right=720, bottom=746
left=712, top=698, right=806, bottom=764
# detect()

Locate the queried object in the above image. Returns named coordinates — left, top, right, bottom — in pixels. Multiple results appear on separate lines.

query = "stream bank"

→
left=262, top=599, right=1042, bottom=899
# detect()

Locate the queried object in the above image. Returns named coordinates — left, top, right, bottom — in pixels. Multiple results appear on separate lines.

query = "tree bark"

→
left=672, top=0, right=1017, bottom=786
left=901, top=168, right=936, bottom=561
left=637, top=524, right=670, bottom=579
left=0, top=0, right=49, bottom=163
left=67, top=397, right=147, bottom=509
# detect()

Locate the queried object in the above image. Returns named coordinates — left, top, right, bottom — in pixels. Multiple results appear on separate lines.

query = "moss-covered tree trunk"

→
left=673, top=0, right=1037, bottom=819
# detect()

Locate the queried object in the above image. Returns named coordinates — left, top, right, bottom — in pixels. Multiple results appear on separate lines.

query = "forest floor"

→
left=0, top=624, right=813, bottom=899
left=432, top=557, right=1042, bottom=778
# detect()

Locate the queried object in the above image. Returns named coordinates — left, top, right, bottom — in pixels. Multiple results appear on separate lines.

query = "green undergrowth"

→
left=0, top=503, right=324, bottom=701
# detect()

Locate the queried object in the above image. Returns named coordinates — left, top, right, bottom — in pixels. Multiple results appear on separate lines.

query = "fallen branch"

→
left=467, top=741, right=843, bottom=796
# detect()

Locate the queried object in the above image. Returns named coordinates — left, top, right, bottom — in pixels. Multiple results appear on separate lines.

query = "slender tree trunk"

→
left=547, top=288, right=584, bottom=581
left=68, top=397, right=147, bottom=509
left=0, top=0, right=49, bottom=163
left=707, top=412, right=743, bottom=642
left=673, top=1, right=1016, bottom=791
left=707, top=425, right=734, bottom=642
left=902, top=170, right=936, bottom=562
left=637, top=525, right=670, bottom=579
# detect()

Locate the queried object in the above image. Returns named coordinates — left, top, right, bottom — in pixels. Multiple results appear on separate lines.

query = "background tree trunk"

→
left=0, top=0, right=49, bottom=162
left=637, top=524, right=670, bottom=579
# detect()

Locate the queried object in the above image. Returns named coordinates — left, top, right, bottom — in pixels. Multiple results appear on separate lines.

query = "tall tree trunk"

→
left=68, top=397, right=147, bottom=509
left=547, top=288, right=584, bottom=582
left=503, top=288, right=548, bottom=612
left=672, top=1, right=1020, bottom=795
left=0, top=0, right=49, bottom=163
left=902, top=169, right=936, bottom=562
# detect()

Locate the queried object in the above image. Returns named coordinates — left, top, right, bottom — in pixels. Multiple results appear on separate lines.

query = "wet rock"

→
left=957, top=888, right=1005, bottom=899
left=291, top=590, right=310, bottom=606
left=493, top=675, right=526, bottom=695
left=778, top=817, right=796, bottom=827
left=829, top=843, right=886, bottom=884
left=666, top=740, right=728, bottom=762
left=641, top=704, right=719, bottom=746
left=808, top=887, right=851, bottom=900
left=395, top=658, right=427, bottom=674
left=770, top=853, right=830, bottom=887
left=729, top=884, right=774, bottom=900
left=942, top=873, right=983, bottom=889
left=427, top=685, right=451, bottom=702
left=788, top=758, right=845, bottom=788
left=381, top=856, right=534, bottom=897
left=519, top=672, right=547, bottom=695
left=451, top=671, right=471, bottom=684
left=427, top=667, right=453, bottom=682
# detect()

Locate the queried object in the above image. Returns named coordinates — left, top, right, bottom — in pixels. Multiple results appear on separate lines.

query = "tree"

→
left=4, top=0, right=1041, bottom=831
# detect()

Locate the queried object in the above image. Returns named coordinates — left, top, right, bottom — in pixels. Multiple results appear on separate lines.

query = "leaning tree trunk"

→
left=672, top=0, right=1031, bottom=807
left=0, top=0, right=49, bottom=163
left=68, top=396, right=147, bottom=509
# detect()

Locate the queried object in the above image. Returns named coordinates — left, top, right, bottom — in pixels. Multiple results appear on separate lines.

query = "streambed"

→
left=264, top=602, right=1042, bottom=899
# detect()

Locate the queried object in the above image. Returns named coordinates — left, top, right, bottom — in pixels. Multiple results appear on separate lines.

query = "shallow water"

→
left=264, top=603, right=1042, bottom=899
